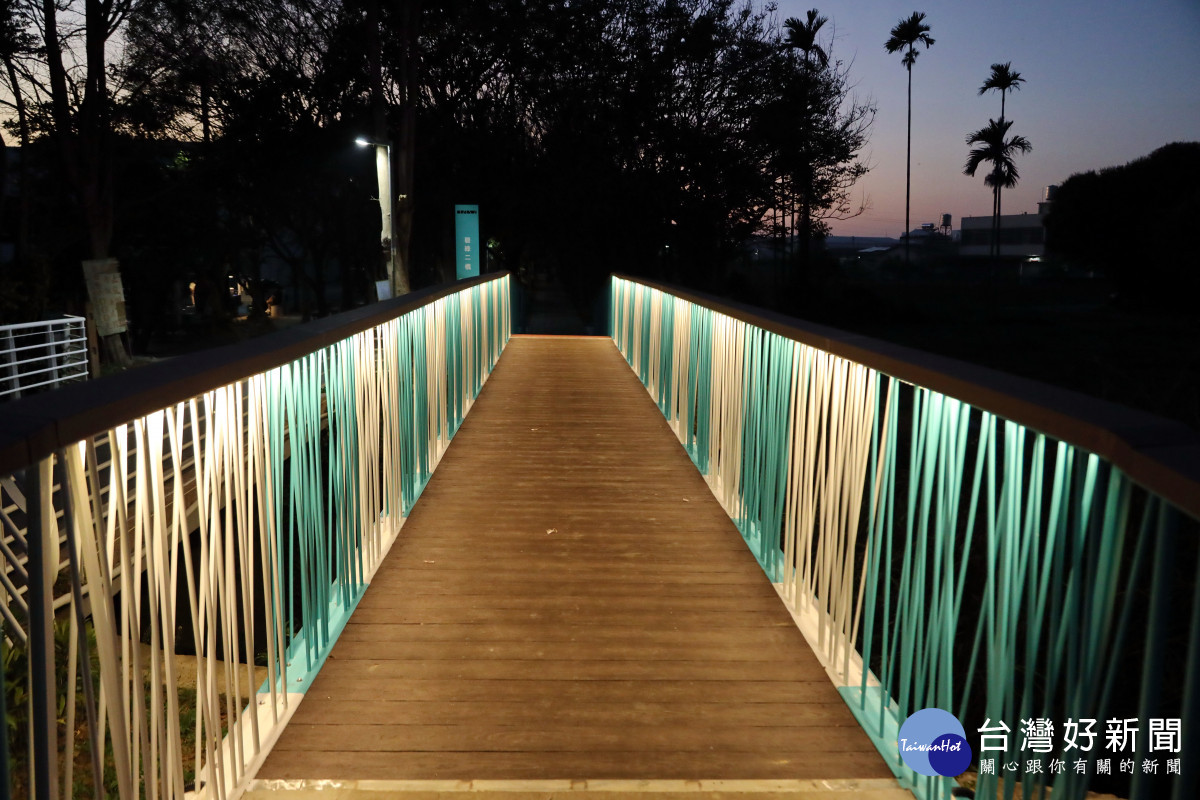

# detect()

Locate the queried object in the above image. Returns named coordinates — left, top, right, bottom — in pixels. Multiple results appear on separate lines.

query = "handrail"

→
left=0, top=272, right=508, bottom=476
left=612, top=272, right=1200, bottom=521
left=0, top=317, right=86, bottom=333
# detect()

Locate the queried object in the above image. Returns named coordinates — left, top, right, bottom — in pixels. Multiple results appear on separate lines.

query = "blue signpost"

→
left=455, top=205, right=480, bottom=280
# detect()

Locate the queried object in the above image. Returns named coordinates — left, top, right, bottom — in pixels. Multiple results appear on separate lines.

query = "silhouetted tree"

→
left=774, top=8, right=872, bottom=295
left=1, top=0, right=877, bottom=336
left=29, top=0, right=149, bottom=364
left=978, top=61, right=1024, bottom=122
left=1045, top=142, right=1200, bottom=307
left=121, top=1, right=383, bottom=315
left=414, top=0, right=810, bottom=299
left=964, top=118, right=1031, bottom=262
left=0, top=0, right=36, bottom=309
left=782, top=9, right=827, bottom=273
left=976, top=62, right=1026, bottom=258
left=784, top=10, right=829, bottom=67
left=884, top=11, right=934, bottom=265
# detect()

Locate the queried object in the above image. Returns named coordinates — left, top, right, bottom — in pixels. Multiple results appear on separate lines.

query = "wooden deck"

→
left=255, top=336, right=897, bottom=786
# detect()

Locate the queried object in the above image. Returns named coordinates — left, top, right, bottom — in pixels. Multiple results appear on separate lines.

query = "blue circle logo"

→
left=897, top=708, right=973, bottom=777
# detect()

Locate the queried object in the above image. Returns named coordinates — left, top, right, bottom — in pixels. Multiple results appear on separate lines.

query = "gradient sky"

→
left=774, top=0, right=1200, bottom=238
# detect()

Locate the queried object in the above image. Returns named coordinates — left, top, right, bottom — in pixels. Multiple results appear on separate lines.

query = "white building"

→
left=959, top=185, right=1056, bottom=259
left=959, top=212, right=1045, bottom=258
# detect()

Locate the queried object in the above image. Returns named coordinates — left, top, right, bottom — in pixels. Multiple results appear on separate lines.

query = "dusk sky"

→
left=774, top=0, right=1200, bottom=238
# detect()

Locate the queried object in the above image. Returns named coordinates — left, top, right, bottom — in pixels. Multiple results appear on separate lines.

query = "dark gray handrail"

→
left=613, top=272, right=1200, bottom=520
left=0, top=272, right=510, bottom=475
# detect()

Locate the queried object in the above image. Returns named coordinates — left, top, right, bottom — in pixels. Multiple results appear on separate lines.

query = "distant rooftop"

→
left=825, top=235, right=899, bottom=250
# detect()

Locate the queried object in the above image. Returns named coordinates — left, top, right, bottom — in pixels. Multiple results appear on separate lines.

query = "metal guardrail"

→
left=0, top=316, right=90, bottom=400
left=611, top=273, right=1199, bottom=800
left=0, top=272, right=511, bottom=800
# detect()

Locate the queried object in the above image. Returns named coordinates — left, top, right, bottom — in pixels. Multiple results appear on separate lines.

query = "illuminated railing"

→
left=0, top=316, right=89, bottom=400
left=611, top=274, right=1200, bottom=800
left=0, top=273, right=510, bottom=800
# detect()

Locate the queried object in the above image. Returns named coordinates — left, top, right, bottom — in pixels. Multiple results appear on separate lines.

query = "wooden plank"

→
left=361, top=579, right=778, bottom=598
left=348, top=593, right=789, bottom=612
left=344, top=608, right=797, bottom=629
left=333, top=623, right=804, bottom=645
left=285, top=695, right=859, bottom=729
left=271, top=723, right=879, bottom=753
left=325, top=638, right=816, bottom=663
left=301, top=676, right=838, bottom=704
left=257, top=337, right=890, bottom=783
left=368, top=569, right=768, bottom=586
left=259, top=750, right=895, bottom=781
left=313, top=658, right=812, bottom=682
left=382, top=538, right=751, bottom=554
left=360, top=555, right=765, bottom=573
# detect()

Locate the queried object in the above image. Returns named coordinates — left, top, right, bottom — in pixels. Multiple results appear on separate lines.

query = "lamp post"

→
left=356, top=137, right=399, bottom=299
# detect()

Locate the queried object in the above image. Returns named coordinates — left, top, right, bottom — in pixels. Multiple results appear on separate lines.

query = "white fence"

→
left=0, top=316, right=90, bottom=399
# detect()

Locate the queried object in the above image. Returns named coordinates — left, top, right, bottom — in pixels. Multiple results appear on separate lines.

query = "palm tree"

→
left=783, top=10, right=828, bottom=272
left=975, top=63, right=1026, bottom=259
left=978, top=61, right=1025, bottom=121
left=964, top=117, right=1032, bottom=261
left=885, top=12, right=934, bottom=264
left=784, top=9, right=829, bottom=67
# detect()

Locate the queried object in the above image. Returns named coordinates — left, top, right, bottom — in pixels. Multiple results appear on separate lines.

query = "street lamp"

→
left=356, top=137, right=398, bottom=299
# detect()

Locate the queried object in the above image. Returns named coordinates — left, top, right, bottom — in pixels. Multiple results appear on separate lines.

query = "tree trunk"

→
left=991, top=182, right=998, bottom=262
left=904, top=56, right=912, bottom=265
left=800, top=178, right=811, bottom=287
left=83, top=0, right=114, bottom=260
left=200, top=68, right=212, bottom=145
left=995, top=183, right=1003, bottom=274
left=772, top=184, right=780, bottom=296
left=3, top=56, right=31, bottom=271
left=364, top=0, right=393, bottom=293
left=393, top=0, right=420, bottom=296
left=41, top=1, right=72, bottom=136
left=41, top=0, right=130, bottom=367
left=799, top=56, right=813, bottom=291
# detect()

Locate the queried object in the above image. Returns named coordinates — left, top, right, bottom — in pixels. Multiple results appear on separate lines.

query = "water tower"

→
left=1038, top=185, right=1058, bottom=215
left=939, top=213, right=952, bottom=237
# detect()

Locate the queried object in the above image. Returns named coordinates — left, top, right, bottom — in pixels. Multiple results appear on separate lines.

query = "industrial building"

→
left=959, top=185, right=1057, bottom=259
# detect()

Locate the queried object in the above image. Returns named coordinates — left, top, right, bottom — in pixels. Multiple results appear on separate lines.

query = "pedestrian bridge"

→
left=2, top=273, right=1197, bottom=800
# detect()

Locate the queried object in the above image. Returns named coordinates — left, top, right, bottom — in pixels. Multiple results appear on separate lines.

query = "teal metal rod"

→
left=1173, top=508, right=1200, bottom=800
left=1130, top=500, right=1173, bottom=800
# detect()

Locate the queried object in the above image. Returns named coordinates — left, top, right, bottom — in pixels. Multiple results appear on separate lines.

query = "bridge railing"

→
left=0, top=273, right=510, bottom=800
left=611, top=273, right=1200, bottom=800
left=0, top=316, right=90, bottom=400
